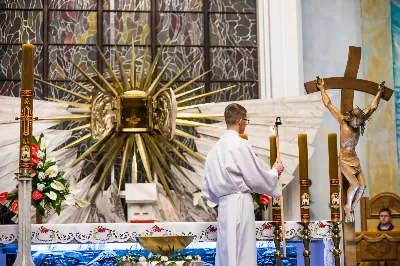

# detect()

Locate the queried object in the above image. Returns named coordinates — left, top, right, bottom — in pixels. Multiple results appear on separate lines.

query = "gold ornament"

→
left=36, top=40, right=234, bottom=207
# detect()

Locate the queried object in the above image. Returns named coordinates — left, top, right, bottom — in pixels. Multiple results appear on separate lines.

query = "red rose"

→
left=32, top=154, right=39, bottom=166
left=11, top=200, right=18, bottom=213
left=31, top=168, right=36, bottom=175
left=32, top=144, right=39, bottom=155
left=0, top=192, right=8, bottom=201
left=32, top=191, right=43, bottom=201
left=260, top=194, right=270, bottom=205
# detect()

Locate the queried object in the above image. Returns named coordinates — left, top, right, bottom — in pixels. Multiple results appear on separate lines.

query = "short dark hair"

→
left=224, top=103, right=247, bottom=125
left=379, top=208, right=391, bottom=216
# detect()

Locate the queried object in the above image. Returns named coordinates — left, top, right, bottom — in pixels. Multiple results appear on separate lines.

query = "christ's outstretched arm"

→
left=317, top=77, right=343, bottom=123
left=364, top=82, right=385, bottom=119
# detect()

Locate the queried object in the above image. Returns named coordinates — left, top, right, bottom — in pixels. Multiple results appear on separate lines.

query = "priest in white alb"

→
left=201, top=103, right=284, bottom=266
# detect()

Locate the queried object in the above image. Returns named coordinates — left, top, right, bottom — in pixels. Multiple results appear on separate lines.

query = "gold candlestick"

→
left=270, top=134, right=280, bottom=223
left=270, top=134, right=282, bottom=265
left=328, top=133, right=340, bottom=222
left=272, top=223, right=282, bottom=266
left=299, top=222, right=311, bottom=266
left=13, top=43, right=36, bottom=266
left=328, top=133, right=341, bottom=266
left=298, top=134, right=310, bottom=221
left=332, top=220, right=341, bottom=266
left=298, top=134, right=311, bottom=266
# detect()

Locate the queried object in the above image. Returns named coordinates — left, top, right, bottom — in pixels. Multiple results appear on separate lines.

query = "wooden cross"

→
left=304, top=46, right=394, bottom=266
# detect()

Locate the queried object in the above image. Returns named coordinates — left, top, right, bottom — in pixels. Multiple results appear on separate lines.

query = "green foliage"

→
left=2, top=134, right=87, bottom=217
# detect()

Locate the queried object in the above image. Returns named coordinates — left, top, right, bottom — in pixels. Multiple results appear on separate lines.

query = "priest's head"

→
left=224, top=103, right=248, bottom=134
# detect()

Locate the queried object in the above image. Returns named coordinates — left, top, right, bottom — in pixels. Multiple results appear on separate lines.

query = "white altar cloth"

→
left=0, top=221, right=333, bottom=244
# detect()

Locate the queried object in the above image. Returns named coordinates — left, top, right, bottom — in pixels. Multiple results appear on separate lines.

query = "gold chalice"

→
left=135, top=236, right=194, bottom=256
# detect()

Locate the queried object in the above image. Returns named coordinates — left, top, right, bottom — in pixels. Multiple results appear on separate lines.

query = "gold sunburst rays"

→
left=40, top=43, right=234, bottom=207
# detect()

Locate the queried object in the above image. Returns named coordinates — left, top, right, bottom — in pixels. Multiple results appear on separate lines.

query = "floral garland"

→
left=0, top=134, right=89, bottom=216
left=115, top=252, right=202, bottom=266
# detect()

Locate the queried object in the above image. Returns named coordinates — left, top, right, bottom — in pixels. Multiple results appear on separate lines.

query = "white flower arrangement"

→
left=0, top=134, right=90, bottom=216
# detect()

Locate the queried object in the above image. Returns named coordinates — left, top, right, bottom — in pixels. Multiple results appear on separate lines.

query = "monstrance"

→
left=36, top=41, right=233, bottom=205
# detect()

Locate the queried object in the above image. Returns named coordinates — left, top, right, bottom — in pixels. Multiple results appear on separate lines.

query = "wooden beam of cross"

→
left=303, top=46, right=394, bottom=266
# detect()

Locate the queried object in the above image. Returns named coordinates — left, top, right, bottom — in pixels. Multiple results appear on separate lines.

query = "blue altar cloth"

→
left=0, top=240, right=326, bottom=266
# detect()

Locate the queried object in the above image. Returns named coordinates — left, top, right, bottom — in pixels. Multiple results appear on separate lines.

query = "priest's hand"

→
left=273, top=161, right=284, bottom=176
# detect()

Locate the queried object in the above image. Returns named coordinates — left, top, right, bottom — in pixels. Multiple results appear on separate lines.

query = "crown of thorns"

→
left=345, top=106, right=371, bottom=122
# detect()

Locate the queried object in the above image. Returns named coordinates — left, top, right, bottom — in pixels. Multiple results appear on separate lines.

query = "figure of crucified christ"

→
left=316, top=77, right=385, bottom=222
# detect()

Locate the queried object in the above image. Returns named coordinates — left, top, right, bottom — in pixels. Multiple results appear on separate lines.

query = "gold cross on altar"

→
left=15, top=106, right=38, bottom=136
left=125, top=114, right=141, bottom=127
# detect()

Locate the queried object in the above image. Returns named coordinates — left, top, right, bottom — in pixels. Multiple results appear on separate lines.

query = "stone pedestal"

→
left=12, top=176, right=35, bottom=266
left=124, top=183, right=157, bottom=220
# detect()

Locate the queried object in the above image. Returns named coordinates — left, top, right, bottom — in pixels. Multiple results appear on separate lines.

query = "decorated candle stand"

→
left=12, top=43, right=38, bottom=266
left=269, top=118, right=285, bottom=266
left=297, top=134, right=311, bottom=266
left=328, top=133, right=341, bottom=266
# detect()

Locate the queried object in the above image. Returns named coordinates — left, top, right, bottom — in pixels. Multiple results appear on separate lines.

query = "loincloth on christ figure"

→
left=338, top=149, right=362, bottom=176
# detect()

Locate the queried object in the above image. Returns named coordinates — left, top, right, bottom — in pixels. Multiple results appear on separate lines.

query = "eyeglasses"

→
left=241, top=118, right=250, bottom=125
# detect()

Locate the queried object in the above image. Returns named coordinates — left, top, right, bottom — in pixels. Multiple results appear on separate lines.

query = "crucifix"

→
left=304, top=46, right=394, bottom=266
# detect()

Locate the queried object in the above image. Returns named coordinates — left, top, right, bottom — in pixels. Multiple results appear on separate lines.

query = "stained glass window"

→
left=0, top=0, right=258, bottom=182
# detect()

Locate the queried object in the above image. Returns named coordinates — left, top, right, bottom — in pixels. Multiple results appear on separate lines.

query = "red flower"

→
left=32, top=154, right=39, bottom=166
left=153, top=226, right=162, bottom=232
left=11, top=200, right=18, bottom=213
left=264, top=224, right=272, bottom=230
left=98, top=227, right=106, bottom=233
left=209, top=227, right=217, bottom=233
left=32, top=144, right=39, bottom=155
left=31, top=168, right=35, bottom=175
left=41, top=228, right=49, bottom=233
left=319, top=223, right=326, bottom=228
left=0, top=192, right=8, bottom=202
left=260, top=195, right=270, bottom=205
left=32, top=191, right=43, bottom=201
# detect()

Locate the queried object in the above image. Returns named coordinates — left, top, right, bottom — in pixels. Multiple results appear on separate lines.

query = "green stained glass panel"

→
left=103, top=0, right=150, bottom=11
left=0, top=11, right=43, bottom=44
left=210, top=14, right=257, bottom=46
left=49, top=11, right=97, bottom=44
left=157, top=0, right=202, bottom=11
left=48, top=45, right=97, bottom=81
left=103, top=12, right=151, bottom=45
left=157, top=13, right=203, bottom=45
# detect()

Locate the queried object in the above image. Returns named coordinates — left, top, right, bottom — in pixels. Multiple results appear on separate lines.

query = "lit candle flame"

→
left=270, top=125, right=276, bottom=135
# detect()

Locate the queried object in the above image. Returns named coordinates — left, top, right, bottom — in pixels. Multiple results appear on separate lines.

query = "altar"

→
left=0, top=221, right=334, bottom=265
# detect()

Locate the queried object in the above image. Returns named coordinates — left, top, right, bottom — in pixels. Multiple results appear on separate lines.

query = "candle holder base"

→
left=331, top=220, right=342, bottom=266
left=298, top=221, right=311, bottom=266
left=12, top=256, right=35, bottom=266
left=12, top=176, right=35, bottom=266
left=271, top=222, right=282, bottom=266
